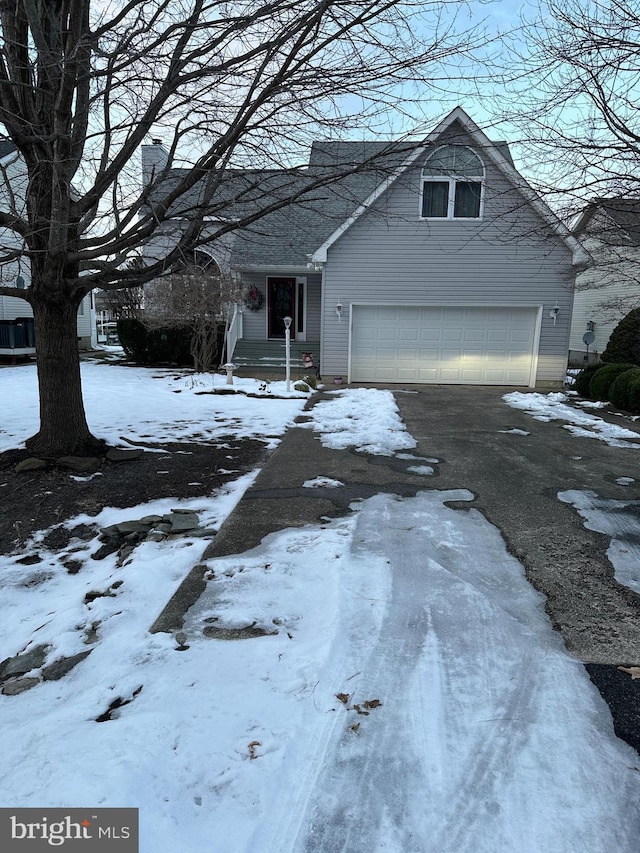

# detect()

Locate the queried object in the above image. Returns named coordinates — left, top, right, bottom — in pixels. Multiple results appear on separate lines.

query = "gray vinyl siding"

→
left=75, top=296, right=94, bottom=346
left=569, top=232, right=640, bottom=362
left=0, top=292, right=93, bottom=343
left=0, top=293, right=30, bottom=320
left=305, top=275, right=322, bottom=339
left=241, top=271, right=269, bottom=340
left=320, top=128, right=575, bottom=385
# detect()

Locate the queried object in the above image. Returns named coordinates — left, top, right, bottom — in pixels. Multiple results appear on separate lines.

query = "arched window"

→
left=421, top=145, right=484, bottom=219
left=160, top=248, right=223, bottom=316
left=175, top=248, right=220, bottom=275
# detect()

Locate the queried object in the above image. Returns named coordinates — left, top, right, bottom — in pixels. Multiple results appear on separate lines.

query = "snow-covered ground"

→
left=0, top=361, right=309, bottom=453
left=2, top=365, right=640, bottom=852
left=504, top=390, right=640, bottom=448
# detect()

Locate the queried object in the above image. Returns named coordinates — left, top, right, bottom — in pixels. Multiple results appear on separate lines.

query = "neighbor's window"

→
left=421, top=145, right=484, bottom=219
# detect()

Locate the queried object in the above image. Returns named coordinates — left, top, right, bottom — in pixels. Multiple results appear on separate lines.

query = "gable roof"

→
left=221, top=129, right=521, bottom=268
left=143, top=140, right=416, bottom=268
left=143, top=107, right=587, bottom=268
left=311, top=107, right=587, bottom=266
left=229, top=143, right=419, bottom=268
left=572, top=198, right=640, bottom=246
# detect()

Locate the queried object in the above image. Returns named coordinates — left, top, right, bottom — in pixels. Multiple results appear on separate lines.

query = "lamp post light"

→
left=283, top=316, right=292, bottom=392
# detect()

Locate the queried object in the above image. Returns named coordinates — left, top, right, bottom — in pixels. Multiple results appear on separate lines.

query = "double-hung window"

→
left=421, top=145, right=484, bottom=219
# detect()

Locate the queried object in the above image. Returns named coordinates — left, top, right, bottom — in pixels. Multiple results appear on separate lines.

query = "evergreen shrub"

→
left=574, top=362, right=603, bottom=397
left=601, top=308, right=640, bottom=365
left=589, top=363, right=637, bottom=401
left=627, top=373, right=640, bottom=414
left=609, top=368, right=640, bottom=410
left=117, top=318, right=192, bottom=365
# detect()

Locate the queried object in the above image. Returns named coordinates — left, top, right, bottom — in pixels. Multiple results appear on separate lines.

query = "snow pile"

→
left=575, top=400, right=610, bottom=409
left=504, top=391, right=640, bottom=448
left=406, top=464, right=434, bottom=475
left=302, top=476, right=345, bottom=488
left=300, top=388, right=417, bottom=455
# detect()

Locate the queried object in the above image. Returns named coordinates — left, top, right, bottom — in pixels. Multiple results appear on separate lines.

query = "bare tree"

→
left=499, top=1, right=640, bottom=207
left=143, top=251, right=241, bottom=371
left=95, top=255, right=145, bottom=321
left=95, top=288, right=144, bottom=321
left=487, top=0, right=640, bottom=336
left=0, top=0, right=488, bottom=456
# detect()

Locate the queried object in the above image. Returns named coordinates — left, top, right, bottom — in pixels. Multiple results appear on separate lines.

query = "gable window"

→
left=421, top=145, right=484, bottom=219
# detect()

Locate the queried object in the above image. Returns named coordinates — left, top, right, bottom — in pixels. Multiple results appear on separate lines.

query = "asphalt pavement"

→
left=151, top=384, right=640, bottom=753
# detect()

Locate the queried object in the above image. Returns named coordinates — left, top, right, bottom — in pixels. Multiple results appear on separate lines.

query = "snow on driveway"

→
left=2, top=368, right=640, bottom=851
left=503, top=391, right=640, bottom=448
left=2, top=489, right=638, bottom=852
left=299, top=387, right=417, bottom=455
left=226, top=492, right=639, bottom=853
left=559, top=490, right=640, bottom=596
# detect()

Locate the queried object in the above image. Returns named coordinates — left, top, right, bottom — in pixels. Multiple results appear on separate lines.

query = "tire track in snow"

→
left=290, top=500, right=445, bottom=852
left=251, top=491, right=640, bottom=852
left=251, top=653, right=365, bottom=853
left=425, top=646, right=542, bottom=853
left=248, top=515, right=393, bottom=853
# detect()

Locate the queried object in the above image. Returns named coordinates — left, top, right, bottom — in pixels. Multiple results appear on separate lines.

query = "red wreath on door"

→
left=245, top=286, right=264, bottom=311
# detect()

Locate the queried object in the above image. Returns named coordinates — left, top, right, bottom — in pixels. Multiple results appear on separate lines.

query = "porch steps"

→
left=230, top=339, right=320, bottom=374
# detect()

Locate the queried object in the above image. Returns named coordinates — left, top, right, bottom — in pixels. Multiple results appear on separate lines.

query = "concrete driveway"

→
left=393, top=386, right=640, bottom=665
left=394, top=386, right=640, bottom=754
left=155, top=383, right=640, bottom=752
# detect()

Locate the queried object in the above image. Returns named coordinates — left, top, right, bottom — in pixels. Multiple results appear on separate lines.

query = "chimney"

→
left=142, top=138, right=169, bottom=186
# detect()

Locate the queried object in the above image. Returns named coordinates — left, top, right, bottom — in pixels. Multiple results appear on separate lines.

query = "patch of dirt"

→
left=0, top=438, right=269, bottom=556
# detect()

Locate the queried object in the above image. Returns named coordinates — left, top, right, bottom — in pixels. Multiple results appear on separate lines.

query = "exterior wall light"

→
left=549, top=302, right=560, bottom=325
left=336, top=302, right=343, bottom=321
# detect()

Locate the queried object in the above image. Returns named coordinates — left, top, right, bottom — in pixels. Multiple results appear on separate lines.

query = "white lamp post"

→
left=283, top=316, right=292, bottom=392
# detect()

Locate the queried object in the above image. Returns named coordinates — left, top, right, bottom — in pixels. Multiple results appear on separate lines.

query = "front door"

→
left=268, top=278, right=296, bottom=339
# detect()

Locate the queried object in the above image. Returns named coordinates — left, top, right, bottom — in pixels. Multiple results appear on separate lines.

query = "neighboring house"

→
left=0, top=141, right=95, bottom=356
left=569, top=199, right=640, bottom=364
left=142, top=107, right=586, bottom=387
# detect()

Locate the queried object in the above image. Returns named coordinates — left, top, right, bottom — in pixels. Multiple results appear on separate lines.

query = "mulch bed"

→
left=0, top=438, right=269, bottom=557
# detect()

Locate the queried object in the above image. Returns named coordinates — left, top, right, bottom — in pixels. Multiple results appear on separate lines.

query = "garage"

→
left=350, top=306, right=539, bottom=385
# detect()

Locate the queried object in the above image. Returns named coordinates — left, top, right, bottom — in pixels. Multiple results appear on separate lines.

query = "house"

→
left=142, top=107, right=586, bottom=386
left=569, top=199, right=640, bottom=364
left=0, top=141, right=95, bottom=357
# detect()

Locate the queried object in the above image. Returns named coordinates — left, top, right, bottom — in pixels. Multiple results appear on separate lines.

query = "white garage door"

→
left=350, top=306, right=538, bottom=385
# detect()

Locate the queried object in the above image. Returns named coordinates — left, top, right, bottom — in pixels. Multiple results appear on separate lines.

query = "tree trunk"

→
left=25, top=296, right=105, bottom=457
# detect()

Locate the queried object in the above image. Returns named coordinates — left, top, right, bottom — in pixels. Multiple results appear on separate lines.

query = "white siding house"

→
left=569, top=200, right=640, bottom=364
left=0, top=142, right=95, bottom=355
